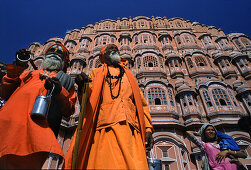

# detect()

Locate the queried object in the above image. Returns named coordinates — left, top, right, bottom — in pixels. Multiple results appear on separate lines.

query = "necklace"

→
left=106, top=65, right=125, bottom=99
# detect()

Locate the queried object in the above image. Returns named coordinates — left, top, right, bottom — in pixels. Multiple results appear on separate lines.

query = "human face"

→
left=204, top=126, right=216, bottom=141
left=43, top=53, right=64, bottom=71
left=104, top=45, right=121, bottom=66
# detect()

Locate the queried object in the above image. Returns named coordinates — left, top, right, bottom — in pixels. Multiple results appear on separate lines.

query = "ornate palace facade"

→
left=28, top=16, right=251, bottom=170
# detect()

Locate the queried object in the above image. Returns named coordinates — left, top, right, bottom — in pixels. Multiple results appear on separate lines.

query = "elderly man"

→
left=64, top=44, right=154, bottom=169
left=0, top=43, right=75, bottom=169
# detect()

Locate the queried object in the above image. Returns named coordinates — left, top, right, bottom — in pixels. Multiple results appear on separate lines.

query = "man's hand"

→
left=15, top=48, right=30, bottom=68
left=75, top=72, right=91, bottom=86
left=44, top=77, right=62, bottom=96
left=145, top=131, right=154, bottom=151
left=216, top=150, right=229, bottom=163
left=75, top=72, right=91, bottom=94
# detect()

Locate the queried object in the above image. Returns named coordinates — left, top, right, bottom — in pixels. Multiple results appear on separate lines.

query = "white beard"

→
left=43, top=54, right=64, bottom=71
left=105, top=52, right=121, bottom=66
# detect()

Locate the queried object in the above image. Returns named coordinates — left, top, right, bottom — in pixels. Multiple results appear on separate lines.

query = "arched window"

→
left=212, top=88, right=231, bottom=106
left=195, top=56, right=207, bottom=66
left=95, top=38, right=99, bottom=46
left=103, top=22, right=110, bottom=29
left=80, top=38, right=90, bottom=48
left=234, top=40, right=243, bottom=48
left=175, top=21, right=183, bottom=27
left=168, top=89, right=174, bottom=107
left=187, top=95, right=193, bottom=106
left=187, top=58, right=194, bottom=68
left=102, top=36, right=108, bottom=45
left=135, top=35, right=138, bottom=44
left=142, top=34, right=148, bottom=43
left=95, top=58, right=102, bottom=68
left=143, top=56, right=158, bottom=67
left=89, top=59, right=93, bottom=68
left=203, top=90, right=213, bottom=107
left=161, top=37, right=169, bottom=45
left=183, top=35, right=191, bottom=43
left=139, top=21, right=146, bottom=28
left=148, top=87, right=167, bottom=105
left=228, top=89, right=238, bottom=106
left=153, top=35, right=156, bottom=43
left=176, top=36, right=181, bottom=44
left=137, top=58, right=141, bottom=69
left=241, top=38, right=250, bottom=46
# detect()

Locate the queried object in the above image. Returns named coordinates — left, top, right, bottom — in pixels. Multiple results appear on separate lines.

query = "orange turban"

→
left=99, top=44, right=128, bottom=67
left=99, top=44, right=111, bottom=64
left=45, top=43, right=70, bottom=67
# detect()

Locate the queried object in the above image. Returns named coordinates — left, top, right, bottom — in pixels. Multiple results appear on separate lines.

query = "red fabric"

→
left=0, top=69, right=75, bottom=163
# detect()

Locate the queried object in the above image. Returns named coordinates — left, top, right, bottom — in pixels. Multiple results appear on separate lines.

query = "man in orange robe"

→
left=64, top=44, right=154, bottom=169
left=0, top=43, right=76, bottom=169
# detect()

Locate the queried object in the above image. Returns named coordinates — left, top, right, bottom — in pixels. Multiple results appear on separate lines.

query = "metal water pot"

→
left=31, top=84, right=54, bottom=121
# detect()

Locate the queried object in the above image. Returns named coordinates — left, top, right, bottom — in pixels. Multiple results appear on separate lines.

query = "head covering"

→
left=200, top=123, right=217, bottom=142
left=99, top=44, right=109, bottom=64
left=99, top=43, right=128, bottom=66
left=45, top=43, right=70, bottom=71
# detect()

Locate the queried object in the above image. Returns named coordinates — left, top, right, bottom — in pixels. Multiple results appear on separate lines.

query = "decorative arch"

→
left=152, top=133, right=191, bottom=170
left=143, top=55, right=158, bottom=67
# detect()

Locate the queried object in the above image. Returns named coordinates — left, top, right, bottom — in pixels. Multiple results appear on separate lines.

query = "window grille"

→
left=143, top=56, right=158, bottom=67
left=95, top=58, right=102, bottom=68
left=148, top=87, right=167, bottom=105
left=176, top=36, right=181, bottom=44
left=212, top=88, right=231, bottom=106
left=184, top=35, right=191, bottom=43
left=187, top=58, right=194, bottom=68
left=168, top=89, right=174, bottom=106
left=203, top=90, right=213, bottom=107
left=89, top=59, right=93, bottom=68
left=195, top=56, right=207, bottom=66
left=175, top=21, right=183, bottom=27
left=241, top=38, right=250, bottom=46
left=234, top=40, right=243, bottom=48
left=137, top=58, right=141, bottom=68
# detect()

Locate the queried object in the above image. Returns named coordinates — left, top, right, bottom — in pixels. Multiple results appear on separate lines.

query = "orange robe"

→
left=0, top=68, right=75, bottom=169
left=64, top=64, right=153, bottom=169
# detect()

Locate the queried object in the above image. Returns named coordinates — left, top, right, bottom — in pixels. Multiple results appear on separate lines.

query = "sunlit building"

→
left=27, top=16, right=251, bottom=170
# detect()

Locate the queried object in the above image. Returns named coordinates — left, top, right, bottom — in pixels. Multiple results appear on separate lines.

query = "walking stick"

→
left=72, top=82, right=89, bottom=169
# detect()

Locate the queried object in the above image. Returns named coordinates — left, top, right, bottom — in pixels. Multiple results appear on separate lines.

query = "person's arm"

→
left=140, top=91, right=153, bottom=133
left=75, top=71, right=93, bottom=103
left=186, top=130, right=205, bottom=151
left=0, top=49, right=30, bottom=100
left=228, top=150, right=247, bottom=158
left=0, top=64, right=28, bottom=100
left=140, top=91, right=154, bottom=151
left=216, top=150, right=247, bottom=163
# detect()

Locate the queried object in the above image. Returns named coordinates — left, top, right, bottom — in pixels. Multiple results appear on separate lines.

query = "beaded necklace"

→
left=106, top=65, right=125, bottom=99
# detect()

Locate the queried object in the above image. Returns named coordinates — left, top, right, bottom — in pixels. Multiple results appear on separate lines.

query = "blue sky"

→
left=1, top=0, right=251, bottom=64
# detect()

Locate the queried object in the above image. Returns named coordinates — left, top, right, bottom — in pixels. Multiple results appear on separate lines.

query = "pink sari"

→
left=203, top=142, right=237, bottom=170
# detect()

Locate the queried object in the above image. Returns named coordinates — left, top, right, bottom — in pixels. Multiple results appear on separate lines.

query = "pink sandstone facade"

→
left=27, top=16, right=251, bottom=170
